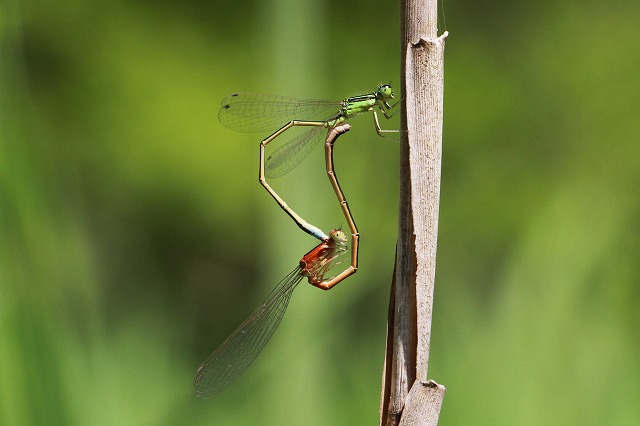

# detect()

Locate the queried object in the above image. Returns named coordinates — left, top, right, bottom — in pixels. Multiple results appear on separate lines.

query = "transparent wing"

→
left=218, top=93, right=341, bottom=133
left=308, top=244, right=349, bottom=280
left=194, top=267, right=304, bottom=399
left=265, top=125, right=327, bottom=178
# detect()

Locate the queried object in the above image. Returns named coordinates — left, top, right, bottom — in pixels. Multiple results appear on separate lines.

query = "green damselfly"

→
left=219, top=84, right=399, bottom=241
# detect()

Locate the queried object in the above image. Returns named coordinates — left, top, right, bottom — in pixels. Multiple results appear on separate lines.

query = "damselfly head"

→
left=376, top=84, right=394, bottom=100
left=329, top=229, right=348, bottom=245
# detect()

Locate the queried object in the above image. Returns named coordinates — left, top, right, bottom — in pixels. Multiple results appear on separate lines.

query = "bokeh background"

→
left=2, top=0, right=639, bottom=424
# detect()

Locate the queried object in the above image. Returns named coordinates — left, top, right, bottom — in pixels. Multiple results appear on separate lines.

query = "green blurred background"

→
left=2, top=0, right=639, bottom=424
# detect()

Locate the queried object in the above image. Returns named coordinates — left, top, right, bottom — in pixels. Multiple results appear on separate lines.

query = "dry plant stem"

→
left=405, top=31, right=448, bottom=384
left=379, top=0, right=448, bottom=424
left=398, top=381, right=446, bottom=426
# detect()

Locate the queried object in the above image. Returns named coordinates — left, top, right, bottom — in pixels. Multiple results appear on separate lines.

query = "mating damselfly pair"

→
left=194, top=85, right=399, bottom=398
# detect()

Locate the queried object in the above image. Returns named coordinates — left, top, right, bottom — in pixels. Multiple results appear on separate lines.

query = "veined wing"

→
left=194, top=266, right=304, bottom=399
left=265, top=125, right=327, bottom=178
left=218, top=93, right=341, bottom=133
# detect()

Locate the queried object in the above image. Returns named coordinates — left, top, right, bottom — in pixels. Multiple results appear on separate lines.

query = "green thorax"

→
left=325, top=93, right=378, bottom=127
left=325, top=85, right=394, bottom=128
